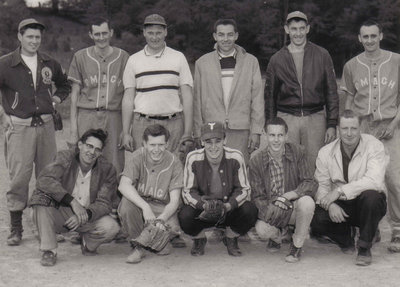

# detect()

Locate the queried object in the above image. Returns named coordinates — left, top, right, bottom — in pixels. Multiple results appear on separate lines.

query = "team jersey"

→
left=122, top=45, right=193, bottom=115
left=68, top=46, right=129, bottom=111
left=341, top=50, right=400, bottom=121
left=122, top=147, right=183, bottom=204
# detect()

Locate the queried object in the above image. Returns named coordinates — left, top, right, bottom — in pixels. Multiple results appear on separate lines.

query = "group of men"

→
left=0, top=10, right=399, bottom=268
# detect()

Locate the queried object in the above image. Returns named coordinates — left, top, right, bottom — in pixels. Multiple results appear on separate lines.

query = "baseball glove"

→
left=197, top=199, right=226, bottom=225
left=132, top=220, right=175, bottom=252
left=178, top=136, right=196, bottom=164
left=265, top=196, right=293, bottom=229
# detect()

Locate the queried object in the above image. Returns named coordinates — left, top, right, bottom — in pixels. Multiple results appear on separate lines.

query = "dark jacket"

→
left=29, top=149, right=117, bottom=222
left=182, top=147, right=250, bottom=210
left=248, top=143, right=317, bottom=221
left=0, top=48, right=70, bottom=119
left=265, top=41, right=338, bottom=128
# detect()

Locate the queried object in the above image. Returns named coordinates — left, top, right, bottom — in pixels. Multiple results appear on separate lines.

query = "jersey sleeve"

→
left=68, top=53, right=83, bottom=85
left=121, top=150, right=141, bottom=186
left=168, top=157, right=184, bottom=192
left=340, top=62, right=356, bottom=96
left=178, top=53, right=193, bottom=87
left=122, top=56, right=136, bottom=89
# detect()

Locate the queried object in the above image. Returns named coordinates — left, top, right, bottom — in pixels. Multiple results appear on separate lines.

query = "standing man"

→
left=68, top=17, right=129, bottom=176
left=30, top=129, right=119, bottom=266
left=341, top=20, right=400, bottom=253
left=193, top=19, right=264, bottom=163
left=0, top=18, right=70, bottom=246
left=265, top=11, right=339, bottom=170
left=312, top=110, right=387, bottom=266
left=179, top=122, right=258, bottom=257
left=118, top=124, right=183, bottom=264
left=249, top=117, right=316, bottom=263
left=122, top=14, right=193, bottom=154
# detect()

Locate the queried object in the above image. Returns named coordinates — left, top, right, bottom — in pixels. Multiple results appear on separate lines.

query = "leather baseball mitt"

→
left=132, top=220, right=175, bottom=252
left=265, top=196, right=293, bottom=229
left=197, top=199, right=226, bottom=225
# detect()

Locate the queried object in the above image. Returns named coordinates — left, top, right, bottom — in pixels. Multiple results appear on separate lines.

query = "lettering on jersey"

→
left=83, top=74, right=121, bottom=87
left=137, top=181, right=167, bottom=201
left=355, top=77, right=396, bottom=90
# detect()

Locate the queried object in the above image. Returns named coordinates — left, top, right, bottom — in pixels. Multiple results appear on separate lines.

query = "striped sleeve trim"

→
left=136, top=85, right=179, bottom=93
left=136, top=70, right=180, bottom=78
left=182, top=149, right=205, bottom=208
left=67, top=76, right=82, bottom=85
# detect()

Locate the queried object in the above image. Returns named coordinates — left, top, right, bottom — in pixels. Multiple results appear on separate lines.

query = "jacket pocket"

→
left=11, top=92, right=19, bottom=110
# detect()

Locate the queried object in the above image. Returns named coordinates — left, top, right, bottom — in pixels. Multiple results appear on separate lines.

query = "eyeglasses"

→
left=84, top=143, right=103, bottom=154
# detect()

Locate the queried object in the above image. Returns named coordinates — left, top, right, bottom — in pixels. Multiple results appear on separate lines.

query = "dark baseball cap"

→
left=286, top=11, right=308, bottom=23
left=18, top=18, right=45, bottom=32
left=143, top=14, right=167, bottom=27
left=201, top=122, right=225, bottom=141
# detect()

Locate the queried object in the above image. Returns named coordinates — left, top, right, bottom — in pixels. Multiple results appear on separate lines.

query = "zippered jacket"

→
left=265, top=42, right=338, bottom=128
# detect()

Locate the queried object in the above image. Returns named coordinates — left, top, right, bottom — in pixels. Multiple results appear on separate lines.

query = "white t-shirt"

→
left=21, top=53, right=38, bottom=89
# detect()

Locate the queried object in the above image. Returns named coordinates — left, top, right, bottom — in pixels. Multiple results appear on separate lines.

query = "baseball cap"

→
left=143, top=14, right=167, bottom=27
left=286, top=11, right=308, bottom=23
left=201, top=122, right=225, bottom=141
left=18, top=18, right=45, bottom=32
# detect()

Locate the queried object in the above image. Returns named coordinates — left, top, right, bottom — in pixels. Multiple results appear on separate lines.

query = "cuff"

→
left=61, top=193, right=74, bottom=205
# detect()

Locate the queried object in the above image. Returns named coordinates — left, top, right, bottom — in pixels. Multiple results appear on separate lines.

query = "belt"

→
left=139, top=113, right=177, bottom=120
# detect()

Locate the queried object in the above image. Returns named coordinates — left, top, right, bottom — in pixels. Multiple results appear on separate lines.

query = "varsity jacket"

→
left=265, top=41, right=338, bottom=128
left=249, top=143, right=317, bottom=221
left=0, top=48, right=70, bottom=119
left=29, top=149, right=117, bottom=222
left=193, top=45, right=264, bottom=137
left=315, top=134, right=388, bottom=202
left=182, top=147, right=250, bottom=210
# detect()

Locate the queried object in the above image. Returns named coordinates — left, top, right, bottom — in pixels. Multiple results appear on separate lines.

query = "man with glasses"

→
left=30, top=129, right=120, bottom=266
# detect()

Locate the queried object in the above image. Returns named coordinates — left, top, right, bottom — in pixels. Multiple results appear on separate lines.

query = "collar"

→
left=330, top=136, right=364, bottom=159
left=144, top=43, right=166, bottom=58
left=265, top=144, right=294, bottom=162
left=217, top=48, right=237, bottom=59
left=10, top=47, right=50, bottom=67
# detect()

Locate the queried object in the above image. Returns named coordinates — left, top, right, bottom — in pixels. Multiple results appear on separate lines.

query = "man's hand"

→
left=378, top=121, right=397, bottom=140
left=118, top=131, right=124, bottom=150
left=142, top=206, right=156, bottom=224
left=64, top=215, right=80, bottom=231
left=1, top=113, right=13, bottom=130
left=324, top=127, right=336, bottom=144
left=328, top=203, right=349, bottom=223
left=248, top=133, right=260, bottom=154
left=52, top=96, right=62, bottom=104
left=70, top=199, right=88, bottom=225
left=224, top=202, right=232, bottom=212
left=320, top=188, right=341, bottom=210
left=122, top=133, right=135, bottom=152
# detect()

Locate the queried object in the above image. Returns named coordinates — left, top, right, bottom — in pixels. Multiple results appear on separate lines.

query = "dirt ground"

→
left=0, top=122, right=399, bottom=287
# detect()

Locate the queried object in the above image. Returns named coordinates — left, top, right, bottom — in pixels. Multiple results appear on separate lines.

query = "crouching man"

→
left=249, top=117, right=317, bottom=263
left=311, top=110, right=387, bottom=266
left=30, top=129, right=120, bottom=266
left=118, top=124, right=183, bottom=264
left=179, top=122, right=258, bottom=257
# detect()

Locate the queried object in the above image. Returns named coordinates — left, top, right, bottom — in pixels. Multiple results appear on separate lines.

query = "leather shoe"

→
left=7, top=229, right=22, bottom=246
left=285, top=243, right=302, bottom=263
left=191, top=238, right=207, bottom=256
left=126, top=246, right=145, bottom=264
left=355, top=247, right=372, bottom=266
left=41, top=251, right=57, bottom=267
left=266, top=239, right=281, bottom=253
left=171, top=236, right=186, bottom=248
left=223, top=237, right=242, bottom=257
left=81, top=240, right=98, bottom=256
left=388, top=237, right=400, bottom=253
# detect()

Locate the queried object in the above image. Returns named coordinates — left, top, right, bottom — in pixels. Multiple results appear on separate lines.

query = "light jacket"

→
left=314, top=134, right=388, bottom=202
left=193, top=45, right=264, bottom=137
left=29, top=149, right=117, bottom=222
left=182, top=147, right=250, bottom=210
left=249, top=143, right=317, bottom=221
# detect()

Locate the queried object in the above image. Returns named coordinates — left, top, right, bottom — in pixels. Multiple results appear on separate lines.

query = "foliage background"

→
left=1, top=0, right=400, bottom=75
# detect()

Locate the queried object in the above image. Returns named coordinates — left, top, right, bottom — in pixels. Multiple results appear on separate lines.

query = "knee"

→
left=296, top=196, right=315, bottom=215
left=98, top=216, right=120, bottom=239
left=118, top=197, right=141, bottom=221
left=238, top=201, right=259, bottom=223
left=359, top=190, right=386, bottom=208
left=255, top=219, right=278, bottom=240
left=178, top=206, right=197, bottom=230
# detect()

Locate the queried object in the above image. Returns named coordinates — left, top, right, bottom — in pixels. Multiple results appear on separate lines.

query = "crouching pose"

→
left=118, top=124, right=184, bottom=264
left=249, top=117, right=317, bottom=263
left=179, top=122, right=258, bottom=257
left=30, top=129, right=120, bottom=266
left=311, top=110, right=387, bottom=266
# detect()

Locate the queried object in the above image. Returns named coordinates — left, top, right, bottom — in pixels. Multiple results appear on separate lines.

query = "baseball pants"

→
left=33, top=205, right=119, bottom=251
left=4, top=120, right=56, bottom=211
left=255, top=195, right=315, bottom=248
left=311, top=190, right=387, bottom=249
left=178, top=201, right=258, bottom=237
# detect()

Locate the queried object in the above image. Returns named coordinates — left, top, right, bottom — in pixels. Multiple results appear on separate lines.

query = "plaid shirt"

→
left=249, top=143, right=317, bottom=221
left=268, top=149, right=285, bottom=198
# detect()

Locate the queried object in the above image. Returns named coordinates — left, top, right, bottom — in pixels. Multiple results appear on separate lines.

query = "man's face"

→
left=339, top=117, right=361, bottom=148
left=266, top=124, right=287, bottom=154
left=89, top=22, right=113, bottom=49
left=78, top=136, right=103, bottom=167
left=213, top=24, right=238, bottom=55
left=143, top=25, right=167, bottom=51
left=358, top=25, right=382, bottom=53
left=284, top=20, right=309, bottom=47
left=143, top=135, right=167, bottom=162
left=203, top=137, right=224, bottom=161
left=18, top=28, right=41, bottom=56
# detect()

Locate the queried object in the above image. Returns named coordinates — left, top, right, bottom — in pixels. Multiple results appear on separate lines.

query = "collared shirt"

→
left=340, top=142, right=359, bottom=183
left=68, top=46, right=129, bottom=111
left=123, top=46, right=193, bottom=116
left=341, top=50, right=400, bottom=121
left=72, top=168, right=92, bottom=208
left=267, top=148, right=285, bottom=198
left=144, top=43, right=167, bottom=58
